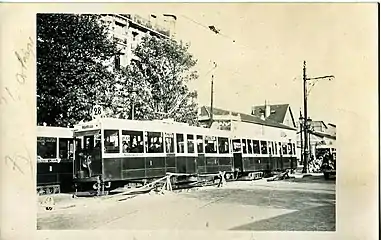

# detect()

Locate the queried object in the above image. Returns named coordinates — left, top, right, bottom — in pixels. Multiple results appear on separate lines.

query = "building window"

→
left=115, top=55, right=121, bottom=70
left=218, top=137, right=229, bottom=154
left=147, top=132, right=163, bottom=153
left=176, top=133, right=185, bottom=153
left=104, top=130, right=120, bottom=153
left=187, top=134, right=195, bottom=153
left=164, top=133, right=174, bottom=153
left=121, top=130, right=144, bottom=153
left=205, top=136, right=217, bottom=153
left=197, top=135, right=204, bottom=153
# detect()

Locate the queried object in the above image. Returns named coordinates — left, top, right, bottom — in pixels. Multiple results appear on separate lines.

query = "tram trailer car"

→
left=230, top=121, right=298, bottom=178
left=37, top=126, right=76, bottom=195
left=72, top=118, right=234, bottom=192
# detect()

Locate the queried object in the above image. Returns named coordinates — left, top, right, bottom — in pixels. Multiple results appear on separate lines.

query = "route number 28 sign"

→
left=92, top=105, right=103, bottom=119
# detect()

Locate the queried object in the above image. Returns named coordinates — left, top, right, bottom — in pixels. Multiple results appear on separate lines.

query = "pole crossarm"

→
left=306, top=75, right=335, bottom=81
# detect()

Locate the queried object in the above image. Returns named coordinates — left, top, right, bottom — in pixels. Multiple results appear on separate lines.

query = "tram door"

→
left=232, top=139, right=243, bottom=172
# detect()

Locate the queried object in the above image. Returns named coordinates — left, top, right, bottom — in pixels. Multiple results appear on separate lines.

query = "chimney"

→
left=265, top=100, right=271, bottom=118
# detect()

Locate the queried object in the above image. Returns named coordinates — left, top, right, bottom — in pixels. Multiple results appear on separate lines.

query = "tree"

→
left=116, top=35, right=200, bottom=126
left=37, top=14, right=120, bottom=127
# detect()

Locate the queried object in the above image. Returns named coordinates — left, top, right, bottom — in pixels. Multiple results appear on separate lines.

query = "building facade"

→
left=296, top=120, right=336, bottom=162
left=100, top=14, right=177, bottom=69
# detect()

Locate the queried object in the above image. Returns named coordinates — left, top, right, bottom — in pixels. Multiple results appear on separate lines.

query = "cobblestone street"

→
left=37, top=175, right=335, bottom=231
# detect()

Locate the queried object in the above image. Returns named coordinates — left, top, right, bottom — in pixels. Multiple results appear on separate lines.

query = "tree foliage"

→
left=116, top=35, right=200, bottom=126
left=37, top=14, right=119, bottom=127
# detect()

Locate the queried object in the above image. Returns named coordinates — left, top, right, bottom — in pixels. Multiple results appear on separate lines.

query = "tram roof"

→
left=74, top=117, right=232, bottom=137
left=37, top=126, right=74, bottom=138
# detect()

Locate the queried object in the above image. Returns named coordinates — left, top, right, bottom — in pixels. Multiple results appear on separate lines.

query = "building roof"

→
left=199, top=106, right=296, bottom=131
left=251, top=104, right=290, bottom=123
left=310, top=130, right=336, bottom=140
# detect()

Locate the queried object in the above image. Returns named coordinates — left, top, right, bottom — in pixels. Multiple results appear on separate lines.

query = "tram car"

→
left=229, top=120, right=298, bottom=179
left=72, top=118, right=234, bottom=192
left=37, top=126, right=77, bottom=195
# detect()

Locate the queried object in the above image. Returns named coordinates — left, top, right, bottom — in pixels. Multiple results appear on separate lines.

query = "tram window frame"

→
left=273, top=142, right=277, bottom=155
left=232, top=139, right=241, bottom=153
left=252, top=140, right=260, bottom=154
left=196, top=135, right=204, bottom=154
left=58, top=138, right=74, bottom=161
left=242, top=139, right=247, bottom=154
left=260, top=141, right=268, bottom=154
left=247, top=139, right=253, bottom=154
left=282, top=142, right=288, bottom=155
left=176, top=133, right=185, bottom=153
left=218, top=137, right=230, bottom=154
left=121, top=130, right=144, bottom=154
left=147, top=131, right=164, bottom=153
left=37, top=137, right=57, bottom=159
left=104, top=130, right=120, bottom=153
left=292, top=143, right=296, bottom=155
left=205, top=136, right=218, bottom=154
left=268, top=141, right=273, bottom=155
left=187, top=134, right=195, bottom=154
left=164, top=133, right=175, bottom=154
left=288, top=142, right=293, bottom=154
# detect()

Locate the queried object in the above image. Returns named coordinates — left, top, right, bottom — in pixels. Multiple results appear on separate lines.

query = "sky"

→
left=153, top=3, right=378, bottom=125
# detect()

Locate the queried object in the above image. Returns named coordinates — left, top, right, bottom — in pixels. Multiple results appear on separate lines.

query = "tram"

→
left=72, top=117, right=234, bottom=192
left=229, top=121, right=298, bottom=178
left=37, top=126, right=77, bottom=195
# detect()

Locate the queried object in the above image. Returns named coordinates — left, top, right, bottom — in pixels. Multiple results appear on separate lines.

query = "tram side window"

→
left=247, top=139, right=253, bottom=154
left=104, top=130, right=120, bottom=153
left=75, top=139, right=82, bottom=151
left=232, top=139, right=241, bottom=153
left=147, top=132, right=163, bottom=153
left=187, top=134, right=195, bottom=153
left=278, top=142, right=282, bottom=155
left=197, top=135, right=204, bottom=153
left=59, top=138, right=74, bottom=161
left=122, top=130, right=144, bottom=153
left=218, top=137, right=230, bottom=154
left=252, top=140, right=260, bottom=154
left=272, top=142, right=277, bottom=155
left=288, top=142, right=293, bottom=154
left=205, top=136, right=217, bottom=153
left=282, top=143, right=288, bottom=155
left=268, top=141, right=273, bottom=155
left=176, top=133, right=185, bottom=153
left=242, top=139, right=247, bottom=154
left=260, top=141, right=268, bottom=154
left=37, top=137, right=57, bottom=159
left=292, top=143, right=296, bottom=155
left=164, top=133, right=174, bottom=153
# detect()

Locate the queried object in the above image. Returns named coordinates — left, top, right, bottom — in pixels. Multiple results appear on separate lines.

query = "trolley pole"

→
left=301, top=61, right=334, bottom=173
left=210, top=74, right=214, bottom=127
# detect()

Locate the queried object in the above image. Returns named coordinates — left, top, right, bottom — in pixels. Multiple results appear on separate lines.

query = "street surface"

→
left=37, top=175, right=335, bottom=231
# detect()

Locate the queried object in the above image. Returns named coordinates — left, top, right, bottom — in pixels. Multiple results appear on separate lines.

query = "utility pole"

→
left=209, top=61, right=217, bottom=128
left=302, top=61, right=334, bottom=173
left=299, top=110, right=304, bottom=167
